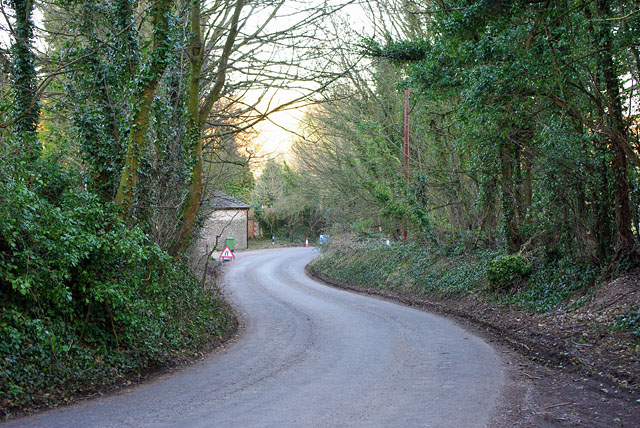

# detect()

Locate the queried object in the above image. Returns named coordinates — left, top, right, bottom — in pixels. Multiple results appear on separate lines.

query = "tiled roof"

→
left=209, top=191, right=251, bottom=209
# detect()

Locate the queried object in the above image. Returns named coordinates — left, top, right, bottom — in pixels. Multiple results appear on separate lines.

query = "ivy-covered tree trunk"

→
left=94, top=0, right=139, bottom=200
left=10, top=0, right=40, bottom=161
left=114, top=0, right=172, bottom=215
left=115, top=0, right=139, bottom=77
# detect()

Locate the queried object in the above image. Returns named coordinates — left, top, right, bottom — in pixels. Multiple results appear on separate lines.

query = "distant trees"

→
left=252, top=159, right=324, bottom=240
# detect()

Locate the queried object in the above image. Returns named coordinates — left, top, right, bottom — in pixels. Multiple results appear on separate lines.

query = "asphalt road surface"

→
left=4, top=247, right=504, bottom=428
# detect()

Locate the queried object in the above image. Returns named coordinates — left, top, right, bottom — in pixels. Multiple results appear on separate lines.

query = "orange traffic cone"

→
left=305, top=238, right=309, bottom=247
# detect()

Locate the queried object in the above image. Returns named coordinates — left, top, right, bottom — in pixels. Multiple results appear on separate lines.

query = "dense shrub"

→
left=0, top=161, right=232, bottom=414
left=486, top=254, right=530, bottom=292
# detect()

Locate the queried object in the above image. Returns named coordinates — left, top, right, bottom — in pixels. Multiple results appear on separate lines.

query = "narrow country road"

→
left=3, top=248, right=504, bottom=428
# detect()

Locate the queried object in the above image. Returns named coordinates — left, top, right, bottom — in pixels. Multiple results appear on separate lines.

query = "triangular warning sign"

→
left=219, top=245, right=235, bottom=259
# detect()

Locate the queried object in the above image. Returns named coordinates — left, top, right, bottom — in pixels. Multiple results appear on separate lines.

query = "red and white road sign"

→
left=219, top=245, right=235, bottom=260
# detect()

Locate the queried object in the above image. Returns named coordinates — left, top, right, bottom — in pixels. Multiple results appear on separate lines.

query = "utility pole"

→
left=402, top=87, right=409, bottom=244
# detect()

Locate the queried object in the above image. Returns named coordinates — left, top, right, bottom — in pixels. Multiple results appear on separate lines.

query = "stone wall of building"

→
left=198, top=209, right=248, bottom=253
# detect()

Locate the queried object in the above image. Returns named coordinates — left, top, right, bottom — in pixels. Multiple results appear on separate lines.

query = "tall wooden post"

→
left=403, top=87, right=409, bottom=244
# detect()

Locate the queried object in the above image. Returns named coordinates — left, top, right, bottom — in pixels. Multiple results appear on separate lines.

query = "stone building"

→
left=198, top=191, right=250, bottom=252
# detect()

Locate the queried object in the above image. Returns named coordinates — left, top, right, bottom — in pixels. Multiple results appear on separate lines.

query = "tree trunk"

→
left=611, top=142, right=634, bottom=255
left=10, top=0, right=40, bottom=161
left=523, top=141, right=533, bottom=213
left=513, top=139, right=523, bottom=224
left=173, top=0, right=245, bottom=254
left=596, top=0, right=636, bottom=256
left=500, top=141, right=521, bottom=253
left=114, top=0, right=172, bottom=215
left=592, top=149, right=614, bottom=262
left=172, top=0, right=205, bottom=254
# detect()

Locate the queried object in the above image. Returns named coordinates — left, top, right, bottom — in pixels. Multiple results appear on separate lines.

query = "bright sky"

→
left=237, top=0, right=375, bottom=168
left=253, top=102, right=305, bottom=163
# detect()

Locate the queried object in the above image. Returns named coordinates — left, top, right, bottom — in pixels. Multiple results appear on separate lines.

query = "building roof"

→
left=209, top=191, right=251, bottom=210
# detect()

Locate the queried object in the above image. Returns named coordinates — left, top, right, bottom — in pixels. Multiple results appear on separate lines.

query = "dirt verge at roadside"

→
left=306, top=264, right=640, bottom=428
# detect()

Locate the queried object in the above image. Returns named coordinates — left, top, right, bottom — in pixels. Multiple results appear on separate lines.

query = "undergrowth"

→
left=311, top=236, right=498, bottom=296
left=311, top=235, right=599, bottom=312
left=501, top=255, right=598, bottom=312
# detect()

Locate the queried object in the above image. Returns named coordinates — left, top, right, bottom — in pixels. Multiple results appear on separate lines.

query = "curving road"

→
left=3, top=248, right=504, bottom=428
